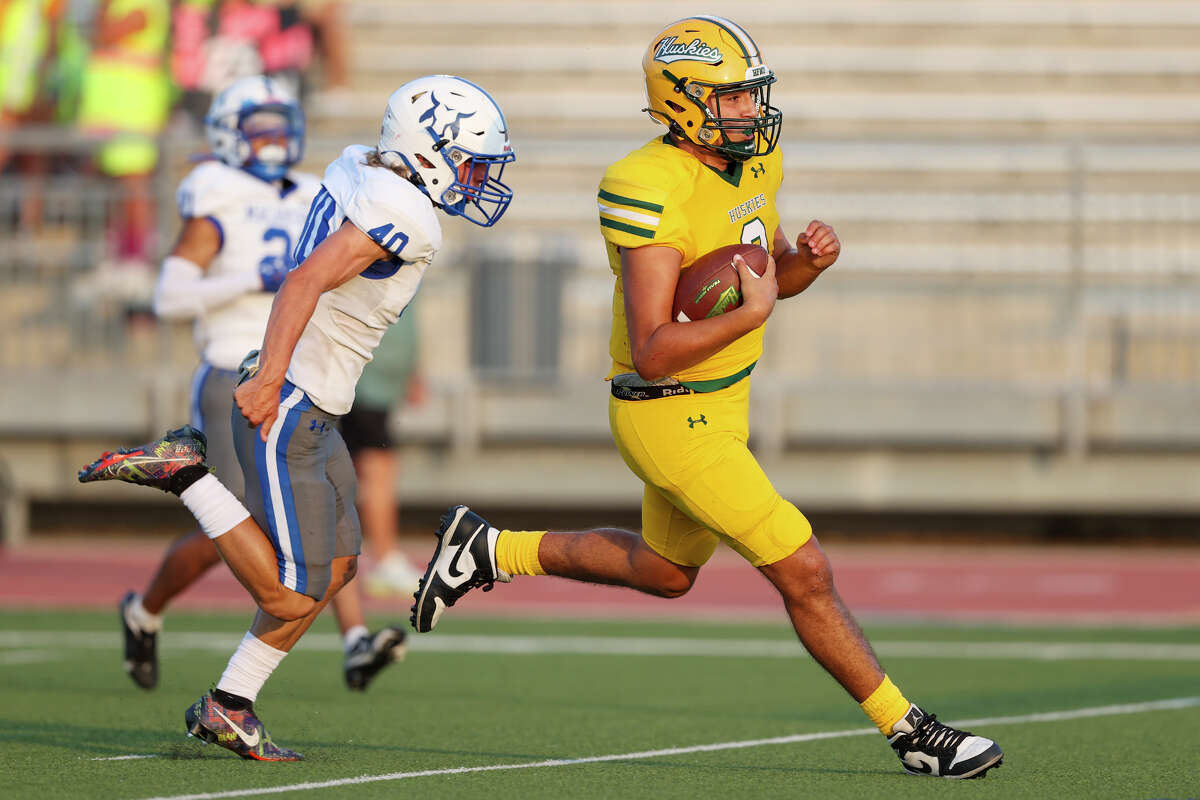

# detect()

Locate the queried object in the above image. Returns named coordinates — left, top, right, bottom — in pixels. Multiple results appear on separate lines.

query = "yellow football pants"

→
left=608, top=377, right=811, bottom=568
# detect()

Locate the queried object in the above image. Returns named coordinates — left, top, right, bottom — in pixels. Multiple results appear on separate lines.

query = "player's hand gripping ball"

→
left=671, top=243, right=769, bottom=322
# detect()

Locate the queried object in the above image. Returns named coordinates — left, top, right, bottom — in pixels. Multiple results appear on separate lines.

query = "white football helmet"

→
left=377, top=75, right=514, bottom=227
left=205, top=75, right=305, bottom=182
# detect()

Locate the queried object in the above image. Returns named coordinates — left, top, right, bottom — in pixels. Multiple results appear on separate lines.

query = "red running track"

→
left=1, top=538, right=1199, bottom=625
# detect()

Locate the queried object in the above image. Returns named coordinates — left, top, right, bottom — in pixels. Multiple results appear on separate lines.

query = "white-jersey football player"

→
left=114, top=76, right=410, bottom=703
left=79, top=74, right=515, bottom=761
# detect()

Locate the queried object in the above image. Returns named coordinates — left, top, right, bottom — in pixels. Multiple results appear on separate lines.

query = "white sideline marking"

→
left=4, top=631, right=1200, bottom=661
left=0, top=648, right=59, bottom=665
left=93, top=755, right=158, bottom=761
left=128, top=696, right=1200, bottom=800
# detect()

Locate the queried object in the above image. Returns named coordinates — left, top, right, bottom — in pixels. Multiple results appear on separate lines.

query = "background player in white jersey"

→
left=79, top=74, right=515, bottom=761
left=115, top=75, right=409, bottom=697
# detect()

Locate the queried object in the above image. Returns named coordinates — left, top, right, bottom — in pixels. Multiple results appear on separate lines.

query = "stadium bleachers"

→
left=2, top=0, right=1199, bottom=543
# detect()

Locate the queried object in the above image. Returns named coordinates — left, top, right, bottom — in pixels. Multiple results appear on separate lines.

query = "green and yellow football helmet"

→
left=642, top=15, right=782, bottom=161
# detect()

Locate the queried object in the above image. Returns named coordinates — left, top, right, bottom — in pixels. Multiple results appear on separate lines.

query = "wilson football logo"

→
left=691, top=277, right=723, bottom=304
left=691, top=279, right=741, bottom=318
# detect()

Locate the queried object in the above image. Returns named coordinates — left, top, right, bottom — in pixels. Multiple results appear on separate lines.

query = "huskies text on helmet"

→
left=377, top=75, right=514, bottom=227
left=205, top=75, right=305, bottom=182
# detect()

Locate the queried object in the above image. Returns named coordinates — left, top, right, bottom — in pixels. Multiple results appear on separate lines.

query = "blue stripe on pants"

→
left=252, top=384, right=311, bottom=594
left=189, top=362, right=213, bottom=431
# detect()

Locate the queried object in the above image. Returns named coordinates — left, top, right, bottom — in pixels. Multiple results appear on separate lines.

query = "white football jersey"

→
left=176, top=161, right=321, bottom=369
left=287, top=145, right=441, bottom=415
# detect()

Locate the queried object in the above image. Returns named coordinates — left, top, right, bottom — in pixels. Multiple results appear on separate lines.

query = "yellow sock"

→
left=494, top=530, right=546, bottom=576
left=860, top=675, right=911, bottom=735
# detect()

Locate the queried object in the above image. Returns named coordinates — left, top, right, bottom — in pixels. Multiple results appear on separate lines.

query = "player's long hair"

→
left=361, top=149, right=412, bottom=179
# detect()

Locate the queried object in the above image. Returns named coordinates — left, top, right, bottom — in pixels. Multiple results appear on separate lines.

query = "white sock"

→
left=125, top=594, right=163, bottom=634
left=380, top=551, right=408, bottom=568
left=180, top=473, right=251, bottom=539
left=216, top=632, right=288, bottom=703
left=343, top=624, right=369, bottom=653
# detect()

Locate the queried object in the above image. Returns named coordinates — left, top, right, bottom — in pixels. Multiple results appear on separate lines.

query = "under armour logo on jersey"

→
left=750, top=162, right=766, bottom=178
left=309, top=420, right=327, bottom=433
left=687, top=415, right=708, bottom=428
left=420, top=91, right=477, bottom=141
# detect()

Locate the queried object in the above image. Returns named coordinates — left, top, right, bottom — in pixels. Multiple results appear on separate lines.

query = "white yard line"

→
left=126, top=696, right=1200, bottom=800
left=0, top=648, right=59, bottom=665
left=6, top=630, right=1200, bottom=661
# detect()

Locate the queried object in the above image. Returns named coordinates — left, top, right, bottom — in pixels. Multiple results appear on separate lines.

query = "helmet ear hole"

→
left=666, top=100, right=686, bottom=114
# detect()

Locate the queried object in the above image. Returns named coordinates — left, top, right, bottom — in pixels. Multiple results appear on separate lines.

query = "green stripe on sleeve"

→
left=600, top=217, right=657, bottom=238
left=598, top=189, right=665, bottom=214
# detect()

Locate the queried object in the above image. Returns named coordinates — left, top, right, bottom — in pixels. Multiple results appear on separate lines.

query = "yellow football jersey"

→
left=598, top=135, right=783, bottom=382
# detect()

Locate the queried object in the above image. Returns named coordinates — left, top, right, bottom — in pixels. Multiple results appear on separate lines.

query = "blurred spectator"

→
left=170, top=0, right=349, bottom=127
left=0, top=0, right=67, bottom=231
left=76, top=0, right=171, bottom=308
left=51, top=0, right=94, bottom=126
left=298, top=0, right=350, bottom=116
left=171, top=0, right=263, bottom=125
left=339, top=304, right=426, bottom=597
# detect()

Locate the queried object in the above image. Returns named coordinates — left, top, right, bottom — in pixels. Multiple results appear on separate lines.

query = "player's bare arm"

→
left=773, top=220, right=841, bottom=299
left=623, top=244, right=777, bottom=380
left=236, top=220, right=390, bottom=439
left=170, top=217, right=223, bottom=267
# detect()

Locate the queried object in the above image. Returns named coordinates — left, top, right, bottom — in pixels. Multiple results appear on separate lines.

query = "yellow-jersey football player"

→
left=410, top=15, right=1004, bottom=781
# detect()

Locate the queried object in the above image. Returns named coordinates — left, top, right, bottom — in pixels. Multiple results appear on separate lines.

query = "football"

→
left=671, top=243, right=769, bottom=322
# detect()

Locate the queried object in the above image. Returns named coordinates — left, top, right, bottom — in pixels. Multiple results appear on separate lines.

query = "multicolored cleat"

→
left=77, top=425, right=208, bottom=494
left=185, top=690, right=302, bottom=761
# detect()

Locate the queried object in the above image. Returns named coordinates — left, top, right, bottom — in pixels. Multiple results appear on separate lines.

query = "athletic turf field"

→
left=1, top=609, right=1197, bottom=799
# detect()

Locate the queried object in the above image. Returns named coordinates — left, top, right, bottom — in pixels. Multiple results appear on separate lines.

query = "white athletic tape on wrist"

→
left=154, top=255, right=261, bottom=319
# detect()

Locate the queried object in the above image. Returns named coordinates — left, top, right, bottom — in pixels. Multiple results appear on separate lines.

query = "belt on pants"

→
left=609, top=361, right=756, bottom=401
